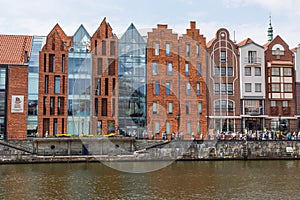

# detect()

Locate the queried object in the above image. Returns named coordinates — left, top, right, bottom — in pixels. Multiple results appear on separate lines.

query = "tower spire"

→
left=268, top=15, right=273, bottom=41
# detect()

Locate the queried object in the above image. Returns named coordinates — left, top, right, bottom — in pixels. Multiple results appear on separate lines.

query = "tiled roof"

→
left=0, top=35, right=32, bottom=65
left=237, top=38, right=253, bottom=47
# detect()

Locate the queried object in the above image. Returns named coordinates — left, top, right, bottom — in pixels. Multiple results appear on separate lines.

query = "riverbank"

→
left=1, top=138, right=300, bottom=163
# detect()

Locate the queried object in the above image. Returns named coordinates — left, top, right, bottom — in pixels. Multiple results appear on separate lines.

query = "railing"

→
left=244, top=57, right=261, bottom=64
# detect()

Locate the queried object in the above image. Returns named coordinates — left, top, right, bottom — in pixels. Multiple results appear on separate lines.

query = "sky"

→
left=0, top=0, right=299, bottom=48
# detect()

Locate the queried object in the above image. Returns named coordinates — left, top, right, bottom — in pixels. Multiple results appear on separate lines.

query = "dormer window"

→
left=272, top=44, right=284, bottom=59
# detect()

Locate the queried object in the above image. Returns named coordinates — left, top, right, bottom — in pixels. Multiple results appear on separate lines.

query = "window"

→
left=197, top=63, right=202, bottom=76
left=50, top=97, right=55, bottom=115
left=271, top=101, right=276, bottom=107
left=166, top=122, right=170, bottom=134
left=196, top=44, right=200, bottom=57
left=197, top=83, right=201, bottom=96
left=227, top=67, right=233, bottom=76
left=255, top=67, right=261, bottom=76
left=105, top=78, right=109, bottom=96
left=284, top=84, right=292, bottom=92
left=167, top=63, right=172, bottom=75
left=197, top=121, right=201, bottom=135
left=95, top=78, right=101, bottom=95
left=187, top=122, right=191, bottom=135
left=108, top=59, right=115, bottom=75
left=187, top=83, right=191, bottom=96
left=44, top=53, right=47, bottom=72
left=53, top=118, right=57, bottom=136
left=112, top=78, right=116, bottom=96
left=49, top=54, right=55, bottom=72
left=214, top=83, right=220, bottom=94
left=185, top=63, right=189, bottom=76
left=155, top=122, right=160, bottom=134
left=110, top=41, right=116, bottom=56
left=54, top=76, right=60, bottom=94
left=186, top=102, right=189, bottom=114
left=198, top=102, right=202, bottom=115
left=221, top=83, right=226, bottom=94
left=101, top=98, right=107, bottom=116
left=283, top=68, right=292, bottom=76
left=155, top=42, right=160, bottom=56
left=214, top=67, right=232, bottom=76
left=43, top=97, right=47, bottom=115
left=283, top=101, right=289, bottom=107
left=152, top=62, right=157, bottom=75
left=245, top=83, right=251, bottom=92
left=28, top=100, right=38, bottom=116
left=97, top=58, right=103, bottom=75
left=166, top=43, right=170, bottom=56
left=102, top=40, right=106, bottom=56
left=272, top=67, right=280, bottom=76
left=57, top=97, right=64, bottom=115
left=62, top=54, right=65, bottom=72
left=214, top=100, right=234, bottom=112
left=94, top=98, right=98, bottom=116
left=44, top=75, right=49, bottom=94
left=166, top=82, right=171, bottom=95
left=255, top=83, right=262, bottom=92
left=155, top=82, right=160, bottom=95
left=168, top=102, right=173, bottom=114
left=95, top=40, right=98, bottom=55
left=220, top=51, right=226, bottom=62
left=0, top=69, right=6, bottom=90
left=227, top=83, right=233, bottom=95
left=248, top=51, right=257, bottom=63
left=272, top=84, right=280, bottom=92
left=245, top=67, right=251, bottom=76
left=186, top=44, right=190, bottom=57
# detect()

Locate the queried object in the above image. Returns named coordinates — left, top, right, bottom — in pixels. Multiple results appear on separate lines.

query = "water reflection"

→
left=0, top=161, right=299, bottom=199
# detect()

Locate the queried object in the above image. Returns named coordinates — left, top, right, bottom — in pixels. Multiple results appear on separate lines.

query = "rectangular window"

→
left=155, top=121, right=160, bottom=134
left=255, top=67, right=261, bottom=76
left=221, top=83, right=226, bottom=94
left=97, top=58, right=103, bottom=75
left=214, top=67, right=220, bottom=76
left=283, top=68, right=292, bottom=76
left=245, top=67, right=251, bottom=76
left=62, top=76, right=65, bottom=94
left=50, top=97, right=55, bottom=115
left=227, top=67, right=233, bottom=76
left=227, top=83, right=233, bottom=95
left=197, top=121, right=201, bottom=135
left=53, top=118, right=57, bottom=136
left=197, top=83, right=201, bottom=96
left=245, top=83, right=251, bottom=92
left=155, top=82, right=160, bottom=95
left=196, top=44, right=200, bottom=57
left=255, top=83, right=262, bottom=92
left=54, top=76, right=60, bottom=94
left=284, top=84, right=292, bottom=92
left=62, top=54, right=65, bottom=72
left=198, top=63, right=202, bottom=76
left=186, top=102, right=189, bottom=114
left=187, top=122, right=191, bottom=135
left=49, top=54, right=55, bottom=72
left=44, top=53, right=47, bottom=72
left=94, top=98, right=98, bottom=116
left=43, top=96, right=47, bottom=115
left=272, top=84, right=280, bottom=92
left=166, top=122, right=170, bottom=134
left=166, top=82, right=170, bottom=95
left=112, top=78, right=116, bottom=96
left=153, top=102, right=157, bottom=114
left=105, top=78, right=109, bottom=96
left=28, top=100, right=38, bottom=115
left=152, top=62, right=158, bottom=75
left=272, top=67, right=280, bottom=76
left=185, top=63, right=189, bottom=76
left=110, top=41, right=116, bottom=56
left=95, top=40, right=98, bottom=55
left=186, top=44, right=190, bottom=57
left=168, top=102, right=173, bottom=114
left=166, top=43, right=170, bottom=56
left=112, top=98, right=115, bottom=116
left=101, top=98, right=107, bottom=116
left=248, top=51, right=257, bottom=63
left=44, top=75, right=49, bottom=94
left=271, top=101, right=276, bottom=107
left=198, top=102, right=202, bottom=115
left=95, top=78, right=101, bottom=95
left=102, top=40, right=106, bottom=56
left=155, top=42, right=160, bottom=56
left=220, top=51, right=226, bottom=62
left=220, top=67, right=226, bottom=76
left=214, top=83, right=220, bottom=94
left=283, top=101, right=289, bottom=107
left=108, top=59, right=115, bottom=75
left=167, top=62, right=172, bottom=75
left=57, top=97, right=64, bottom=115
left=187, top=83, right=191, bottom=96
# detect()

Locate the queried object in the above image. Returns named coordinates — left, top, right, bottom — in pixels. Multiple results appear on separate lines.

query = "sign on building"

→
left=11, top=95, right=24, bottom=113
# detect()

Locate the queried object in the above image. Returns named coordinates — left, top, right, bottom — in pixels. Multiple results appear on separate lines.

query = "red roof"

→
left=0, top=35, right=32, bottom=65
left=237, top=38, right=253, bottom=47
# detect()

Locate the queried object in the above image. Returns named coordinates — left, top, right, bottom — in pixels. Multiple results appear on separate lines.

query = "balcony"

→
left=282, top=107, right=291, bottom=116
left=270, top=106, right=279, bottom=116
left=245, top=107, right=262, bottom=116
left=244, top=57, right=261, bottom=64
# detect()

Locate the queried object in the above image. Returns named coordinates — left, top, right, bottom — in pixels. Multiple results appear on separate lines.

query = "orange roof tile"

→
left=237, top=38, right=253, bottom=47
left=0, top=35, right=32, bottom=65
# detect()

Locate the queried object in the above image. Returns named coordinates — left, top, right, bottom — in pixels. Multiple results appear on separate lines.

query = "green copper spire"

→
left=268, top=15, right=273, bottom=41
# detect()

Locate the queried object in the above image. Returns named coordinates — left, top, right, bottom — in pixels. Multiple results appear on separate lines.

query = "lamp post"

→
left=278, top=115, right=281, bottom=131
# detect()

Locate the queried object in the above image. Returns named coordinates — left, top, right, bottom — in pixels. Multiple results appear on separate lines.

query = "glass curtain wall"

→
left=118, top=24, right=147, bottom=138
left=27, top=36, right=46, bottom=137
left=67, top=25, right=92, bottom=135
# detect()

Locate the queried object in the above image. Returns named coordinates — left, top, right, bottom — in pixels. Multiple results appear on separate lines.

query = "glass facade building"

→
left=118, top=24, right=147, bottom=137
left=67, top=25, right=92, bottom=135
left=27, top=36, right=46, bottom=137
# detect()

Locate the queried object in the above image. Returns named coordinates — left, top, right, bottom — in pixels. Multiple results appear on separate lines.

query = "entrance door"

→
left=245, top=118, right=261, bottom=131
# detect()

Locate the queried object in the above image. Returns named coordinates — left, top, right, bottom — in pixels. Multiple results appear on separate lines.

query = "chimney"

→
left=190, top=21, right=196, bottom=29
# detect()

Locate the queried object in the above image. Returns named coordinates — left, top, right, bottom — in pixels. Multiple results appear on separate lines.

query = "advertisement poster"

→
left=11, top=95, right=24, bottom=113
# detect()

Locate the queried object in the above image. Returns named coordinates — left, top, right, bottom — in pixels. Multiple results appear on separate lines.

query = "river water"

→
left=0, top=160, right=299, bottom=199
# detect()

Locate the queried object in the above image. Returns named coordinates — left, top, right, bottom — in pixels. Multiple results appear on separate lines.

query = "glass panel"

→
left=0, top=68, right=6, bottom=89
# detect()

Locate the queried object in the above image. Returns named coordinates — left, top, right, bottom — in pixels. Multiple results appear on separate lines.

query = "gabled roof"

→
left=0, top=35, right=32, bottom=65
left=237, top=38, right=253, bottom=47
